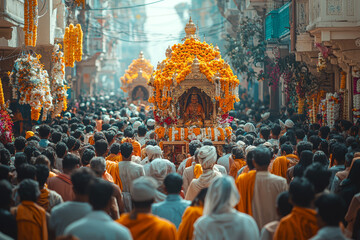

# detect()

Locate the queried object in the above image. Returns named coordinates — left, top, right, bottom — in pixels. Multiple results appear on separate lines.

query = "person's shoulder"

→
left=153, top=215, right=177, bottom=229
left=268, top=172, right=287, bottom=183
left=64, top=217, right=88, bottom=235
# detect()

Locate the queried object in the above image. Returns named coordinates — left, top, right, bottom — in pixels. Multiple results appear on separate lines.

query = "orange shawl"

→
left=106, top=160, right=123, bottom=191
left=37, top=188, right=50, bottom=211
left=193, top=164, right=203, bottom=179
left=185, top=157, right=193, bottom=168
left=48, top=171, right=57, bottom=178
left=116, top=213, right=177, bottom=240
left=271, top=156, right=290, bottom=178
left=177, top=206, right=203, bottom=240
left=121, top=138, right=141, bottom=156
left=17, top=201, right=48, bottom=240
left=274, top=206, right=318, bottom=240
left=235, top=170, right=256, bottom=216
left=106, top=153, right=123, bottom=163
left=102, top=172, right=114, bottom=183
left=229, top=159, right=246, bottom=179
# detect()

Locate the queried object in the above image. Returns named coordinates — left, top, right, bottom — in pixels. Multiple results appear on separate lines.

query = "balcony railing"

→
left=0, top=0, right=24, bottom=27
left=265, top=1, right=290, bottom=41
left=308, top=0, right=360, bottom=31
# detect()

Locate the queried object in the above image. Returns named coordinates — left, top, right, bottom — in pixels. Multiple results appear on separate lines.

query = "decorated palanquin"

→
left=120, top=52, right=153, bottom=105
left=148, top=18, right=239, bottom=162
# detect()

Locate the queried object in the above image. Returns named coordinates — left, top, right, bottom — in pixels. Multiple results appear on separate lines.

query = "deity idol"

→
left=184, top=94, right=205, bottom=127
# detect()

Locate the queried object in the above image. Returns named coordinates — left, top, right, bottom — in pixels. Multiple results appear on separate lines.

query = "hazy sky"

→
left=144, top=0, right=190, bottom=65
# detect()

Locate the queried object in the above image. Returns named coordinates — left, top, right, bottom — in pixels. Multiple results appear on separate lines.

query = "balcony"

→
left=0, top=0, right=24, bottom=27
left=265, top=2, right=290, bottom=42
left=307, top=0, right=360, bottom=32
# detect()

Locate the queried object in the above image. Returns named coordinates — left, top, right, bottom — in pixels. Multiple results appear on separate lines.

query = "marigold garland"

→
left=51, top=44, right=68, bottom=117
left=0, top=78, right=13, bottom=144
left=340, top=71, right=346, bottom=89
left=64, top=24, right=83, bottom=67
left=8, top=54, right=53, bottom=121
left=0, top=78, right=4, bottom=107
left=24, top=0, right=38, bottom=46
left=149, top=38, right=239, bottom=114
left=74, top=0, right=85, bottom=8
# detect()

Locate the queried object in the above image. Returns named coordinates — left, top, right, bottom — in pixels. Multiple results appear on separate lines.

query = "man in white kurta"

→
left=185, top=146, right=221, bottom=201
left=118, top=143, right=145, bottom=212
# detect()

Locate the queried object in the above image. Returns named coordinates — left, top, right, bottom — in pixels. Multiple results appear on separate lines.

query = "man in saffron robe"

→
left=121, top=127, right=141, bottom=157
left=236, top=146, right=287, bottom=229
left=229, top=147, right=247, bottom=179
left=105, top=143, right=122, bottom=163
left=36, top=165, right=63, bottom=212
left=271, top=143, right=298, bottom=178
left=274, top=177, right=319, bottom=240
left=47, top=154, right=80, bottom=201
left=116, top=176, right=177, bottom=240
left=14, top=179, right=48, bottom=240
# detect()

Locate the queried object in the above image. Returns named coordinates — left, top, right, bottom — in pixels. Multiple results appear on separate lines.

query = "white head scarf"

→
left=149, top=158, right=175, bottom=188
left=203, top=176, right=240, bottom=216
left=198, top=146, right=217, bottom=170
left=285, top=119, right=294, bottom=129
left=244, top=123, right=256, bottom=133
left=145, top=145, right=162, bottom=161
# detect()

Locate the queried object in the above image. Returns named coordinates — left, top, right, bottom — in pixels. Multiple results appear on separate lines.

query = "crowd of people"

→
left=0, top=94, right=360, bottom=240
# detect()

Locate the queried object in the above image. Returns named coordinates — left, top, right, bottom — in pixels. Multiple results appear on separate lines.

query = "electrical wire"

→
left=86, top=0, right=164, bottom=11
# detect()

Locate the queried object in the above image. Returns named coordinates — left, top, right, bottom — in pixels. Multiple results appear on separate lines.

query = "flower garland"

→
left=74, top=0, right=85, bottom=8
left=0, top=78, right=14, bottom=145
left=159, top=126, right=228, bottom=142
left=326, top=93, right=340, bottom=128
left=149, top=38, right=239, bottom=114
left=64, top=24, right=83, bottom=67
left=340, top=71, right=346, bottom=89
left=51, top=44, right=68, bottom=117
left=353, top=77, right=360, bottom=122
left=9, top=54, right=53, bottom=121
left=24, top=0, right=38, bottom=46
left=317, top=52, right=327, bottom=72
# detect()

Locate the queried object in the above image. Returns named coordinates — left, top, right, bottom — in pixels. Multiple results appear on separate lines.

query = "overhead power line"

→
left=86, top=0, right=164, bottom=11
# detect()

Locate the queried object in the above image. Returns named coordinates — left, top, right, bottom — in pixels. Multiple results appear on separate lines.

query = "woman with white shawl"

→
left=193, top=176, right=260, bottom=240
left=185, top=146, right=221, bottom=201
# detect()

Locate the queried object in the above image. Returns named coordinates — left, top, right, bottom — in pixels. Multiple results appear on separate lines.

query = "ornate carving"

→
left=347, top=0, right=354, bottom=16
left=182, top=18, right=200, bottom=41
left=296, top=1, right=309, bottom=34
left=327, top=0, right=342, bottom=15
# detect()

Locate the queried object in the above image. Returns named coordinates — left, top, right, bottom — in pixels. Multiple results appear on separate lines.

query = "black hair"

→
left=312, top=151, right=329, bottom=167
left=304, top=162, right=331, bottom=193
left=308, top=135, right=321, bottom=150
left=51, top=131, right=62, bottom=144
left=137, top=125, right=147, bottom=137
left=81, top=149, right=95, bottom=166
left=345, top=152, right=354, bottom=167
left=279, top=135, right=289, bottom=147
left=332, top=143, right=348, bottom=165
left=14, top=153, right=28, bottom=170
left=315, top=193, right=346, bottom=226
left=0, top=148, right=11, bottom=165
left=71, top=167, right=96, bottom=195
left=202, top=140, right=213, bottom=146
left=24, top=145, right=37, bottom=163
left=17, top=163, right=37, bottom=182
left=271, top=124, right=281, bottom=137
left=18, top=179, right=39, bottom=202
left=120, top=142, right=133, bottom=159
left=189, top=140, right=203, bottom=156
left=62, top=154, right=80, bottom=171
left=294, top=150, right=313, bottom=178
left=95, top=139, right=108, bottom=157
left=42, top=148, right=56, bottom=167
left=232, top=146, right=244, bottom=159
left=191, top=188, right=208, bottom=207
left=253, top=138, right=266, bottom=146
left=14, top=136, right=26, bottom=151
left=124, top=127, right=134, bottom=138
left=65, top=136, right=77, bottom=151
left=281, top=144, right=293, bottom=155
left=277, top=191, right=293, bottom=217
left=88, top=178, right=114, bottom=210
left=296, top=141, right=313, bottom=156
left=289, top=177, right=315, bottom=207
left=104, top=131, right=115, bottom=144
left=164, top=173, right=183, bottom=194
left=109, top=143, right=121, bottom=155
left=36, top=164, right=49, bottom=187
left=253, top=146, right=271, bottom=166
left=55, top=141, right=68, bottom=159
left=260, top=126, right=271, bottom=141
left=319, top=126, right=330, bottom=139
left=295, top=129, right=305, bottom=140
left=38, top=125, right=51, bottom=139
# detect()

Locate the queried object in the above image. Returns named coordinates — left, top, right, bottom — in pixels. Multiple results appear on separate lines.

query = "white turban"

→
left=244, top=123, right=256, bottom=133
left=285, top=119, right=294, bottom=129
left=261, top=112, right=270, bottom=121
left=203, top=176, right=240, bottom=215
left=279, top=120, right=285, bottom=130
left=133, top=121, right=142, bottom=131
left=149, top=158, right=175, bottom=188
left=245, top=145, right=256, bottom=157
left=145, top=145, right=162, bottom=161
left=131, top=176, right=157, bottom=202
left=147, top=119, right=155, bottom=127
left=198, top=146, right=217, bottom=170
left=236, top=140, right=246, bottom=151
